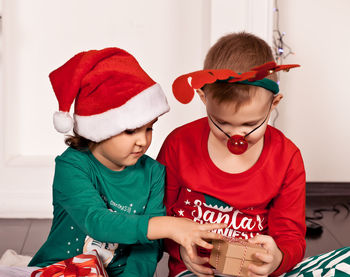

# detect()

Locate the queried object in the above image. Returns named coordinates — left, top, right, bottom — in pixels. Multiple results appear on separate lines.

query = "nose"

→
left=223, top=125, right=250, bottom=138
left=209, top=115, right=247, bottom=138
left=227, top=127, right=248, bottom=137
left=135, top=131, right=147, bottom=146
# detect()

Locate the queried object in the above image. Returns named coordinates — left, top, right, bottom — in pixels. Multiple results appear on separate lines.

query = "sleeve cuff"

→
left=137, top=214, right=154, bottom=244
left=271, top=239, right=305, bottom=276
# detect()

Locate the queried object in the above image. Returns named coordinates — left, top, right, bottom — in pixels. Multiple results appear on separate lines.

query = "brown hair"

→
left=65, top=131, right=96, bottom=151
left=203, top=32, right=276, bottom=107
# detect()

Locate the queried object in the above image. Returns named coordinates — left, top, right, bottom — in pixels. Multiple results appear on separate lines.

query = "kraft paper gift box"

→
left=31, top=249, right=108, bottom=277
left=209, top=238, right=267, bottom=277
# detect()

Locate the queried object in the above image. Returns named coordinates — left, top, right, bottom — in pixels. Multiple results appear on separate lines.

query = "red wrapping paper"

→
left=31, top=250, right=108, bottom=277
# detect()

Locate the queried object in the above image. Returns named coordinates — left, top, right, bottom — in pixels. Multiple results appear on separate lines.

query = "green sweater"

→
left=29, top=147, right=166, bottom=276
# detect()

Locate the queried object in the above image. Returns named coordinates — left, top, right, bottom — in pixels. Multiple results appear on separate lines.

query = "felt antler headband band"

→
left=172, top=61, right=300, bottom=104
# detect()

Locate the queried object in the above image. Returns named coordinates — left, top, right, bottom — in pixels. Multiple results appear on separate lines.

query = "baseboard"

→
left=306, top=182, right=350, bottom=197
left=1, top=182, right=349, bottom=218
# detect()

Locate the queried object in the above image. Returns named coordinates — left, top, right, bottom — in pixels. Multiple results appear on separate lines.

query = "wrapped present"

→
left=31, top=250, right=108, bottom=277
left=209, top=238, right=267, bottom=277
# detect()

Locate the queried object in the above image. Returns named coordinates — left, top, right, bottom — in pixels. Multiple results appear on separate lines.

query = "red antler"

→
left=172, top=62, right=300, bottom=104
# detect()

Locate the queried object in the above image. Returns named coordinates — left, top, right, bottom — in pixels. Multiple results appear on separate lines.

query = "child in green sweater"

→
left=0, top=47, right=225, bottom=277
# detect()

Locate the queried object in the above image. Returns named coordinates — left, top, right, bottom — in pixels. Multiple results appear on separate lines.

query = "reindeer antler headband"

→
left=172, top=61, right=300, bottom=104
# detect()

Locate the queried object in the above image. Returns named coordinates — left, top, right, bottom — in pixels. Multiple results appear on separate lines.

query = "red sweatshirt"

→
left=157, top=117, right=306, bottom=277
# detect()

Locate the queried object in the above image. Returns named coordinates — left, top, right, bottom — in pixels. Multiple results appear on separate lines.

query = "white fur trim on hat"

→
left=74, top=83, right=170, bottom=142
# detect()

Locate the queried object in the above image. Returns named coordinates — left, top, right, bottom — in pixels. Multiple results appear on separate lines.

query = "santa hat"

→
left=50, top=47, right=170, bottom=142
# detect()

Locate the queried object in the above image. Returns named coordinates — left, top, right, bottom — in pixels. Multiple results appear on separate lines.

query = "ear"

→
left=271, top=93, right=283, bottom=110
left=196, top=89, right=207, bottom=104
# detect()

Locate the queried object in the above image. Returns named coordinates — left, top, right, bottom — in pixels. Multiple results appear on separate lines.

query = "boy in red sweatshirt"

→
left=157, top=32, right=306, bottom=277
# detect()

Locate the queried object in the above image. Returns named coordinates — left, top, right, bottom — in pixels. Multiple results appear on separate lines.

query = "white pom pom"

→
left=53, top=111, right=73, bottom=133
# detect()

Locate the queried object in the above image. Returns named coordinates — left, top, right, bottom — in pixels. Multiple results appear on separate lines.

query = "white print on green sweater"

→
left=109, top=200, right=132, bottom=213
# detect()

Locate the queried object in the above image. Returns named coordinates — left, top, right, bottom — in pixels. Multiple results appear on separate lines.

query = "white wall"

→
left=275, top=0, right=350, bottom=182
left=2, top=0, right=350, bottom=218
left=0, top=0, right=273, bottom=218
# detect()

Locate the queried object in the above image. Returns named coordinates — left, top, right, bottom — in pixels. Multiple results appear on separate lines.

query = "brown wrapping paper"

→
left=209, top=238, right=267, bottom=277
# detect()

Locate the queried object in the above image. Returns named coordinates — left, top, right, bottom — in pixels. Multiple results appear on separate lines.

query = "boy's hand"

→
left=169, top=218, right=226, bottom=261
left=247, top=235, right=283, bottom=277
left=180, top=245, right=215, bottom=277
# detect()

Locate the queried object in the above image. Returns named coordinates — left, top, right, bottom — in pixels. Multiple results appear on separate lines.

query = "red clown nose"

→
left=208, top=107, right=271, bottom=155
left=227, top=135, right=249, bottom=155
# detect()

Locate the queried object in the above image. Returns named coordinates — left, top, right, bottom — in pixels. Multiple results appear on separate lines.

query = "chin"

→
left=125, top=158, right=140, bottom=166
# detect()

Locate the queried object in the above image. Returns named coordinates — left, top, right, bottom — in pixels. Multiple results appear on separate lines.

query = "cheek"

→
left=145, top=132, right=153, bottom=147
left=211, top=128, right=228, bottom=143
left=246, top=125, right=267, bottom=144
left=104, top=139, right=130, bottom=155
left=103, top=144, right=123, bottom=160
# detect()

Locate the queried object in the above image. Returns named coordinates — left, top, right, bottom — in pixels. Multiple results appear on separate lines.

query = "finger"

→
left=254, top=252, right=273, bottom=264
left=183, top=256, right=214, bottom=276
left=184, top=244, right=196, bottom=261
left=248, top=262, right=271, bottom=276
left=195, top=238, right=214, bottom=250
left=248, top=273, right=268, bottom=277
left=248, top=234, right=270, bottom=245
left=183, top=256, right=214, bottom=277
left=193, top=270, right=214, bottom=276
left=200, top=230, right=225, bottom=241
left=190, top=263, right=215, bottom=276
left=184, top=245, right=209, bottom=265
left=195, top=273, right=214, bottom=277
left=183, top=244, right=210, bottom=266
left=200, top=223, right=227, bottom=231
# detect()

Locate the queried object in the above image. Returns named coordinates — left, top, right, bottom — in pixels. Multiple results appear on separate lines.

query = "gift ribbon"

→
left=31, top=253, right=103, bottom=277
left=215, top=237, right=249, bottom=276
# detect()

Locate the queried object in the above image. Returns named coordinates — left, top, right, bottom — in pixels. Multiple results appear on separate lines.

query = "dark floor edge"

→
left=306, top=182, right=350, bottom=196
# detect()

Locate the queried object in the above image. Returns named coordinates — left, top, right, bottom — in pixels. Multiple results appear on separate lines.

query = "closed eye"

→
left=216, top=120, right=227, bottom=125
left=125, top=129, right=136, bottom=135
left=243, top=122, right=259, bottom=127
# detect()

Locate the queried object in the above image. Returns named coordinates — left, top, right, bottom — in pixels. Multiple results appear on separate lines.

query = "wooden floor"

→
left=0, top=196, right=349, bottom=276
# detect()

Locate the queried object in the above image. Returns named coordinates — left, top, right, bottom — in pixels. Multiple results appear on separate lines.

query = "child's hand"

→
left=247, top=235, right=283, bottom=277
left=180, top=245, right=215, bottom=277
left=169, top=218, right=226, bottom=261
